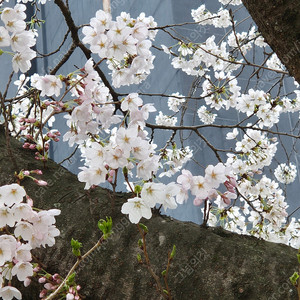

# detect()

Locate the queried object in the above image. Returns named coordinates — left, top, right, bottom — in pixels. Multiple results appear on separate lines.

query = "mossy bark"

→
left=0, top=127, right=298, bottom=300
left=242, top=0, right=300, bottom=83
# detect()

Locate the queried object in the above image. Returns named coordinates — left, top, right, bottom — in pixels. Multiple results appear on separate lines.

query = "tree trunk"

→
left=242, top=0, right=300, bottom=83
left=0, top=126, right=298, bottom=300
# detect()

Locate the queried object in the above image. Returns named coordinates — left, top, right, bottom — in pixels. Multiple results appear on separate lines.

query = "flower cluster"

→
left=177, top=164, right=237, bottom=206
left=155, top=111, right=177, bottom=126
left=207, top=174, right=300, bottom=248
left=0, top=184, right=60, bottom=299
left=71, top=86, right=159, bottom=188
left=121, top=162, right=237, bottom=224
left=197, top=106, right=217, bottom=124
left=227, top=128, right=277, bottom=172
left=6, top=74, right=63, bottom=161
left=0, top=4, right=36, bottom=73
left=63, top=58, right=122, bottom=148
left=159, top=145, right=193, bottom=178
left=167, top=93, right=186, bottom=112
left=82, top=10, right=157, bottom=88
left=274, top=163, right=297, bottom=184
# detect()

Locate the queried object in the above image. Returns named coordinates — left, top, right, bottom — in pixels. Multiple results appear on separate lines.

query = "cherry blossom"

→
left=121, top=197, right=152, bottom=224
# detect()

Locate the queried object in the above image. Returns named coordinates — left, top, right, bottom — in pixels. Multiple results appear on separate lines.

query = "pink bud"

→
left=38, top=277, right=46, bottom=283
left=20, top=126, right=26, bottom=130
left=24, top=277, right=31, bottom=287
left=33, top=169, right=43, bottom=175
left=44, top=283, right=53, bottom=290
left=109, top=170, right=115, bottom=177
left=39, top=289, right=47, bottom=298
left=22, top=142, right=30, bottom=148
left=33, top=266, right=40, bottom=272
left=35, top=180, right=48, bottom=186
left=28, top=118, right=36, bottom=123
left=29, top=144, right=36, bottom=150
left=24, top=170, right=30, bottom=176
left=52, top=273, right=60, bottom=281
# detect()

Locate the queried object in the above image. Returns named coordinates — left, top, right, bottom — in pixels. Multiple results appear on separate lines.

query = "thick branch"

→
left=242, top=0, right=300, bottom=83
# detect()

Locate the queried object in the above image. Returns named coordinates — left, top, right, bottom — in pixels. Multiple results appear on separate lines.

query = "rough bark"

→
left=0, top=127, right=299, bottom=300
left=242, top=0, right=300, bottom=83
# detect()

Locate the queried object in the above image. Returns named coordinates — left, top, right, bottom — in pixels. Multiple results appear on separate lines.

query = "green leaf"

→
left=0, top=49, right=4, bottom=56
left=161, top=270, right=167, bottom=276
left=138, top=239, right=143, bottom=248
left=170, top=245, right=176, bottom=259
left=66, top=272, right=76, bottom=285
left=137, top=253, right=142, bottom=262
left=134, top=185, right=142, bottom=194
left=71, top=238, right=82, bottom=257
left=297, top=254, right=300, bottom=264
left=289, top=272, right=299, bottom=285
left=123, top=166, right=128, bottom=177
left=139, top=223, right=148, bottom=234
left=98, top=216, right=113, bottom=240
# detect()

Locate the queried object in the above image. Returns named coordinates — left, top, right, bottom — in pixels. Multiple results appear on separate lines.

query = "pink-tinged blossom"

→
left=33, top=75, right=63, bottom=97
left=190, top=175, right=210, bottom=199
left=14, top=221, right=34, bottom=241
left=205, top=163, right=227, bottom=189
left=0, top=26, right=10, bottom=47
left=12, top=203, right=34, bottom=222
left=0, top=207, right=16, bottom=227
left=12, top=49, right=36, bottom=73
left=121, top=93, right=143, bottom=112
left=12, top=261, right=33, bottom=281
left=131, top=138, right=152, bottom=160
left=137, top=155, right=160, bottom=180
left=132, top=22, right=148, bottom=41
left=0, top=183, right=26, bottom=206
left=66, top=293, right=75, bottom=300
left=78, top=166, right=107, bottom=189
left=160, top=183, right=180, bottom=211
left=141, top=182, right=165, bottom=207
left=0, top=242, right=13, bottom=266
left=175, top=186, right=189, bottom=204
left=121, top=197, right=152, bottom=224
left=116, top=126, right=138, bottom=150
left=14, top=243, right=32, bottom=262
left=0, top=286, right=22, bottom=300
left=11, top=30, right=35, bottom=52
left=177, top=169, right=193, bottom=190
left=106, top=146, right=129, bottom=169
